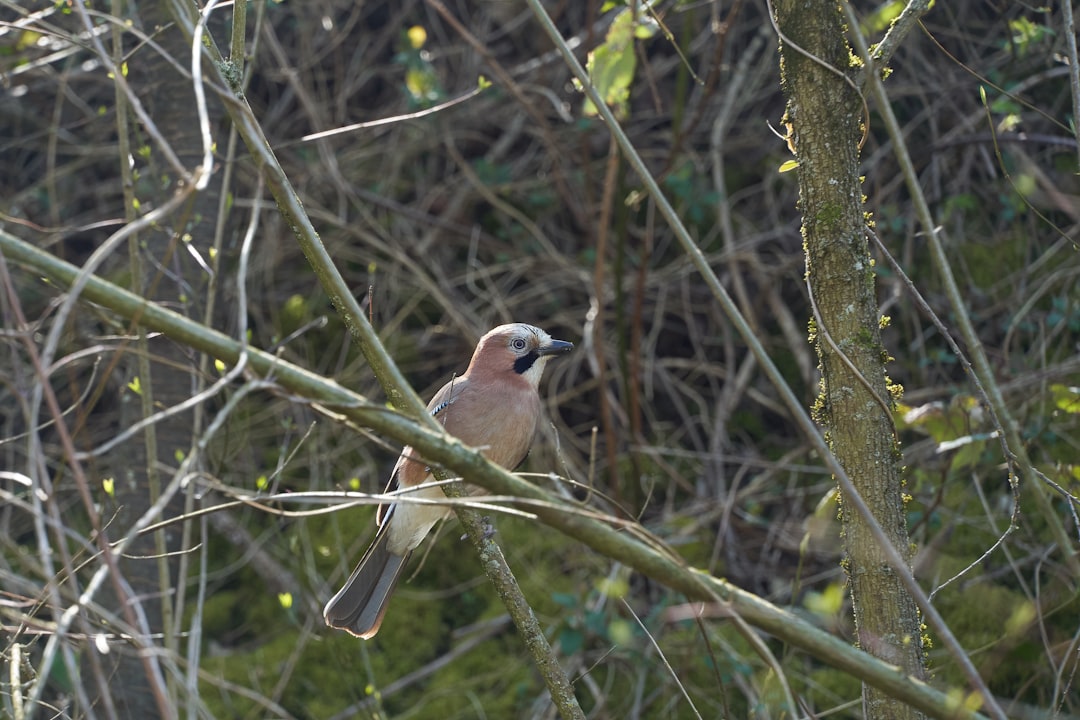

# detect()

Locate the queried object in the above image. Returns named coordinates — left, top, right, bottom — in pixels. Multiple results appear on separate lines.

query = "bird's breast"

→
left=438, top=379, right=541, bottom=469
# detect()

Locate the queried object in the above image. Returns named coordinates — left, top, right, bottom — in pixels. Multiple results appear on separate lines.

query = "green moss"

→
left=804, top=665, right=862, bottom=716
left=929, top=576, right=1034, bottom=694
left=814, top=203, right=845, bottom=233
left=855, top=326, right=875, bottom=347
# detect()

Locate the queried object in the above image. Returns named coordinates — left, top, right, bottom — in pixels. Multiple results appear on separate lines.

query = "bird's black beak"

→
left=539, top=339, right=574, bottom=356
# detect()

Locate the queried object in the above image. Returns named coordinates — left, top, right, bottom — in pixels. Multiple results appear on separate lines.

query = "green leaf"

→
left=405, top=67, right=441, bottom=105
left=896, top=397, right=980, bottom=444
left=607, top=618, right=634, bottom=645
left=584, top=8, right=640, bottom=118
left=551, top=592, right=579, bottom=609
left=861, top=0, right=905, bottom=34
left=945, top=434, right=991, bottom=472
left=1007, top=16, right=1053, bottom=56
left=41, top=645, right=76, bottom=693
left=584, top=608, right=607, bottom=635
left=559, top=627, right=584, bottom=655
left=594, top=575, right=629, bottom=599
left=804, top=581, right=845, bottom=617
left=16, top=30, right=42, bottom=51
left=633, top=16, right=659, bottom=40
left=282, top=293, right=307, bottom=325
left=1050, top=385, right=1080, bottom=414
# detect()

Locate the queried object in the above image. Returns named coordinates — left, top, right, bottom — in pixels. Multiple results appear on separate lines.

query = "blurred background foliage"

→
left=2, top=0, right=1079, bottom=718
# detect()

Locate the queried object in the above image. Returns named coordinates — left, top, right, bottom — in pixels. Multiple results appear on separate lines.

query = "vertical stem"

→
left=592, top=135, right=622, bottom=504
left=526, top=0, right=1004, bottom=714
left=771, top=2, right=927, bottom=717
left=1060, top=0, right=1080, bottom=169
left=113, top=0, right=175, bottom=707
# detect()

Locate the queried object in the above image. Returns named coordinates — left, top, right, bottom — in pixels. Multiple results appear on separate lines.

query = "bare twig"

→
left=843, top=0, right=1080, bottom=584
left=1060, top=0, right=1080, bottom=169
left=155, top=3, right=587, bottom=715
left=870, top=0, right=933, bottom=70
left=525, top=1, right=1003, bottom=716
left=0, top=231, right=991, bottom=720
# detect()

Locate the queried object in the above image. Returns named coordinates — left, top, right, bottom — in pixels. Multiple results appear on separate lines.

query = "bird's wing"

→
left=375, top=375, right=470, bottom=526
left=426, top=374, right=468, bottom=421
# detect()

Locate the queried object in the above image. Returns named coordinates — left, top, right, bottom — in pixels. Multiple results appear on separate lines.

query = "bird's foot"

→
left=461, top=517, right=497, bottom=541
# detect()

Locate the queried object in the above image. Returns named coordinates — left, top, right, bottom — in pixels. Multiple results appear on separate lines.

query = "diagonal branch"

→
left=157, top=2, right=584, bottom=715
left=869, top=0, right=933, bottom=70
left=523, top=1, right=1004, bottom=717
left=0, top=230, right=989, bottom=720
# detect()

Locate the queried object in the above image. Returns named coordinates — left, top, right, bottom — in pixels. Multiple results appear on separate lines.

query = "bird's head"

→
left=469, top=323, right=573, bottom=389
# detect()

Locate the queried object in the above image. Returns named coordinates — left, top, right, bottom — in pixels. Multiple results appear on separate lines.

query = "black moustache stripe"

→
left=514, top=351, right=539, bottom=374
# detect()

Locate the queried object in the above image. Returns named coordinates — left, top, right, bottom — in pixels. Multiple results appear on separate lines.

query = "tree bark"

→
left=771, top=2, right=928, bottom=718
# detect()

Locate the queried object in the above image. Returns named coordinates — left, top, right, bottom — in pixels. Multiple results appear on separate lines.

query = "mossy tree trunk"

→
left=771, top=2, right=927, bottom=718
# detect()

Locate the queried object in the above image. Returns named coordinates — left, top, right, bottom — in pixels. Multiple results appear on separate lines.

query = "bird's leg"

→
left=461, top=516, right=497, bottom=541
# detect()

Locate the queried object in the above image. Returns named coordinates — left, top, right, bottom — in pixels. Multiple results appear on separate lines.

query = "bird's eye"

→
left=510, top=337, right=528, bottom=351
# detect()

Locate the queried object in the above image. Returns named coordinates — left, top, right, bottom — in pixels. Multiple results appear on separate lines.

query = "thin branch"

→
left=843, top=0, right=1080, bottom=583
left=71, top=0, right=198, bottom=187
left=870, top=0, right=933, bottom=70
left=157, top=3, right=587, bottom=715
left=1063, top=0, right=1080, bottom=169
left=0, top=230, right=990, bottom=720
left=3, top=171, right=196, bottom=720
left=622, top=598, right=704, bottom=720
left=525, top=1, right=1003, bottom=716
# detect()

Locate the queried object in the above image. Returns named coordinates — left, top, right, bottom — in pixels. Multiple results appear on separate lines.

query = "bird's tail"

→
left=323, top=523, right=409, bottom=638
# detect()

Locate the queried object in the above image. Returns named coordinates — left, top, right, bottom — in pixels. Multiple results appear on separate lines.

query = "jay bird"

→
left=323, top=323, right=573, bottom=638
